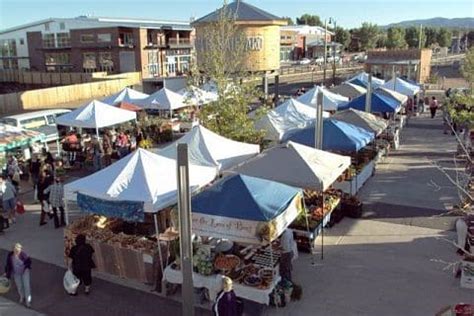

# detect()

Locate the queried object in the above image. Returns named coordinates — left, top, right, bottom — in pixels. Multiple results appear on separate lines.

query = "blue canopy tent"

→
left=191, top=174, right=302, bottom=244
left=282, top=119, right=374, bottom=152
left=342, top=91, right=402, bottom=113
left=348, top=78, right=367, bottom=88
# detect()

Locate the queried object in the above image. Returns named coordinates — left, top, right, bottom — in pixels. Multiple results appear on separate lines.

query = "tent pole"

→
left=153, top=213, right=165, bottom=279
left=64, top=198, right=69, bottom=225
left=321, top=191, right=324, bottom=260
left=95, top=127, right=99, bottom=139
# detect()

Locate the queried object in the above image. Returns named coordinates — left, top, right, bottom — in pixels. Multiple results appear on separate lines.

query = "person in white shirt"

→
left=279, top=229, right=295, bottom=281
left=0, top=175, right=17, bottom=224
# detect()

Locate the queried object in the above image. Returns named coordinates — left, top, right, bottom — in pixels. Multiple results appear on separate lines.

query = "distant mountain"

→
left=384, top=17, right=474, bottom=29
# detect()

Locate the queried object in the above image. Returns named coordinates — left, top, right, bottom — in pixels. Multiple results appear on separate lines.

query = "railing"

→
left=168, top=38, right=192, bottom=46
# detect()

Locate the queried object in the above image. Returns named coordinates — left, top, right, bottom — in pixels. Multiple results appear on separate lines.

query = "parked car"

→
left=0, top=109, right=71, bottom=143
left=314, top=56, right=325, bottom=65
left=326, top=56, right=341, bottom=63
left=298, top=58, right=312, bottom=65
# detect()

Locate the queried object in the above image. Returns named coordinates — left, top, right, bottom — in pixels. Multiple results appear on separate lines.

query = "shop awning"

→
left=0, top=124, right=45, bottom=153
left=139, top=87, right=187, bottom=111
left=255, top=98, right=329, bottom=142
left=332, top=108, right=388, bottom=136
left=156, top=125, right=260, bottom=171
left=382, top=77, right=420, bottom=97
left=297, top=85, right=349, bottom=111
left=282, top=118, right=375, bottom=152
left=192, top=174, right=302, bottom=244
left=229, top=141, right=350, bottom=191
left=342, top=90, right=402, bottom=113
left=56, top=100, right=137, bottom=129
left=101, top=87, right=149, bottom=106
left=64, top=148, right=217, bottom=218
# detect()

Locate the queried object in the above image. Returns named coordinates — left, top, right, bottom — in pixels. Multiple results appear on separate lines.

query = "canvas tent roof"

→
left=255, top=98, right=329, bottom=141
left=55, top=100, right=136, bottom=129
left=0, top=124, right=45, bottom=152
left=331, top=108, right=388, bottom=136
left=342, top=90, right=402, bottom=113
left=376, top=87, right=409, bottom=105
left=229, top=142, right=350, bottom=191
left=346, top=72, right=385, bottom=89
left=330, top=82, right=366, bottom=99
left=156, top=125, right=260, bottom=170
left=297, top=86, right=349, bottom=111
left=64, top=148, right=217, bottom=213
left=382, top=77, right=420, bottom=97
left=101, top=87, right=149, bottom=105
left=139, top=87, right=187, bottom=111
left=178, top=86, right=218, bottom=106
left=282, top=118, right=374, bottom=152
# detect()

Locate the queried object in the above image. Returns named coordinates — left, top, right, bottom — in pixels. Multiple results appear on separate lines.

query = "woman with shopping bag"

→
left=68, top=234, right=95, bottom=295
left=4, top=243, right=32, bottom=308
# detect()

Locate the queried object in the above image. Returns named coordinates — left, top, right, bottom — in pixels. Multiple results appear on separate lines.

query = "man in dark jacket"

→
left=68, top=234, right=95, bottom=295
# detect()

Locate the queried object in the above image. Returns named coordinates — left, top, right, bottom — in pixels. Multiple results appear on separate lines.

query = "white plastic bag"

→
left=63, top=270, right=80, bottom=294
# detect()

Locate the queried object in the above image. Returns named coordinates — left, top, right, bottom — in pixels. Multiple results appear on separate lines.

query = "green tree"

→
left=424, top=27, right=438, bottom=47
left=334, top=26, right=351, bottom=49
left=192, top=2, right=265, bottom=144
left=282, top=16, right=294, bottom=25
left=357, top=22, right=379, bottom=51
left=437, top=28, right=452, bottom=48
left=296, top=14, right=322, bottom=26
left=386, top=27, right=406, bottom=49
left=405, top=26, right=426, bottom=48
left=462, top=47, right=474, bottom=89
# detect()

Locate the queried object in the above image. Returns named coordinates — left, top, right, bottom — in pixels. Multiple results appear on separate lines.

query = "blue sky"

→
left=0, top=0, right=472, bottom=30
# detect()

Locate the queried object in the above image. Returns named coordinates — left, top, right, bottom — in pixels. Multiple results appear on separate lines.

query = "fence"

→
left=0, top=72, right=141, bottom=115
left=0, top=70, right=109, bottom=85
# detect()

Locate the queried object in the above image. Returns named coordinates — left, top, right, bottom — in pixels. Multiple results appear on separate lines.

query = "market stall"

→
left=138, top=87, right=187, bottom=116
left=382, top=77, right=421, bottom=97
left=345, top=72, right=385, bottom=89
left=255, top=98, right=329, bottom=142
left=330, top=82, right=366, bottom=100
left=297, top=85, right=349, bottom=111
left=228, top=142, right=351, bottom=252
left=101, top=87, right=149, bottom=106
left=163, top=174, right=303, bottom=306
left=156, top=125, right=260, bottom=171
left=63, top=149, right=217, bottom=283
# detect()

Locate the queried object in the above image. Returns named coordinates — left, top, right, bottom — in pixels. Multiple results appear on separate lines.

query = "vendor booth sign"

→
left=77, top=193, right=145, bottom=222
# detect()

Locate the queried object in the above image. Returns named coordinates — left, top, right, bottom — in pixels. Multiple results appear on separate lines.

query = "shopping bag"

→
left=63, top=270, right=80, bottom=294
left=0, top=277, right=11, bottom=294
left=16, top=201, right=25, bottom=215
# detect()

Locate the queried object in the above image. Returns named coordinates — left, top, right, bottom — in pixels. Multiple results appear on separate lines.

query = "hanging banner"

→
left=77, top=193, right=145, bottom=222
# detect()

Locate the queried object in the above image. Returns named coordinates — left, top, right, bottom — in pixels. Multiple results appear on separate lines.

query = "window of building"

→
left=0, top=39, right=17, bottom=57
left=59, top=22, right=65, bottom=30
left=147, top=50, right=159, bottom=77
left=45, top=22, right=50, bottom=31
left=119, top=33, right=134, bottom=46
left=83, top=52, right=97, bottom=72
left=45, top=52, right=70, bottom=65
left=97, top=33, right=111, bottom=43
left=56, top=33, right=71, bottom=48
left=80, top=34, right=95, bottom=43
left=19, top=39, right=24, bottom=45
left=98, top=52, right=114, bottom=72
left=43, top=34, right=55, bottom=48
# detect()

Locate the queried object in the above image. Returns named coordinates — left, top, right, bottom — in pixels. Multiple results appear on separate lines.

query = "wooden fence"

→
left=0, top=72, right=142, bottom=115
left=0, top=70, right=109, bottom=85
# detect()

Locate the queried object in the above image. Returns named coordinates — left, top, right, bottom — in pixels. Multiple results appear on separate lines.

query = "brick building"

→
left=365, top=48, right=432, bottom=83
left=0, top=16, right=193, bottom=78
left=279, top=25, right=333, bottom=61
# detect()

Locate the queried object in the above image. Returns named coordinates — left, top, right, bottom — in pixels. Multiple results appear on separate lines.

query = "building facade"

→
left=279, top=25, right=333, bottom=61
left=0, top=16, right=193, bottom=78
left=365, top=49, right=432, bottom=83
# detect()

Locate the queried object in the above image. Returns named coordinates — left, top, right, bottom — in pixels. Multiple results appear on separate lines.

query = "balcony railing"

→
left=168, top=38, right=192, bottom=47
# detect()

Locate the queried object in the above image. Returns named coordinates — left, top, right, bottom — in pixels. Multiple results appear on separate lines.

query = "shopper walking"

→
left=28, top=153, right=41, bottom=202
left=102, top=132, right=113, bottom=167
left=0, top=175, right=17, bottom=225
left=429, top=96, right=439, bottom=118
left=213, top=276, right=239, bottom=316
left=44, top=176, right=66, bottom=228
left=68, top=234, right=95, bottom=295
left=91, top=136, right=103, bottom=171
left=37, top=171, right=53, bottom=226
left=5, top=243, right=32, bottom=308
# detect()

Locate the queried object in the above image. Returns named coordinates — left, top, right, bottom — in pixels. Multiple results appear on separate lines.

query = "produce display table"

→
left=163, top=265, right=281, bottom=305
left=333, top=160, right=375, bottom=195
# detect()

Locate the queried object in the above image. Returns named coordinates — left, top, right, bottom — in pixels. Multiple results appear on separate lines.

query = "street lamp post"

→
left=323, top=19, right=328, bottom=85
left=332, top=19, right=337, bottom=86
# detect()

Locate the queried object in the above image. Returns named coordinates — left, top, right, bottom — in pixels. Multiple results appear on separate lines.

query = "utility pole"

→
left=418, top=24, right=423, bottom=50
left=323, top=19, right=328, bottom=85
left=332, top=19, right=337, bottom=86
left=365, top=74, right=372, bottom=113
left=177, top=144, right=194, bottom=316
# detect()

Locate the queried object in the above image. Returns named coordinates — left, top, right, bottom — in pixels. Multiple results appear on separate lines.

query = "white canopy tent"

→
left=332, top=108, right=388, bottom=136
left=101, top=87, right=149, bottom=105
left=346, top=72, right=385, bottom=89
left=297, top=85, right=349, bottom=111
left=178, top=85, right=218, bottom=106
left=64, top=148, right=217, bottom=213
left=156, top=125, right=260, bottom=171
left=139, top=87, right=187, bottom=111
left=55, top=100, right=137, bottom=136
left=228, top=141, right=351, bottom=191
left=376, top=87, right=408, bottom=105
left=255, top=98, right=329, bottom=142
left=382, top=77, right=421, bottom=97
left=330, top=82, right=367, bottom=100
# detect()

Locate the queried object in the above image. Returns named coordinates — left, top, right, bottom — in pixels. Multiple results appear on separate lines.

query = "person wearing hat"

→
left=213, top=276, right=239, bottom=316
left=44, top=176, right=66, bottom=228
left=68, top=234, right=95, bottom=295
left=5, top=243, right=32, bottom=308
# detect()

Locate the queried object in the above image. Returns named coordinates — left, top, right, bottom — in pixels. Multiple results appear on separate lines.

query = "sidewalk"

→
left=0, top=297, right=45, bottom=316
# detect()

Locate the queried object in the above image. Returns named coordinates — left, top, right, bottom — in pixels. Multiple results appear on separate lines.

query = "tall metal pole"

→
left=314, top=90, right=324, bottom=150
left=332, top=20, right=337, bottom=86
left=418, top=24, right=423, bottom=50
left=323, top=19, right=328, bottom=85
left=177, top=144, right=194, bottom=316
left=365, top=74, right=372, bottom=113
left=392, top=65, right=396, bottom=90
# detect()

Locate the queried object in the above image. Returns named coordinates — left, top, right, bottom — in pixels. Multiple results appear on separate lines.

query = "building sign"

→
left=246, top=36, right=263, bottom=51
left=196, top=36, right=264, bottom=52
